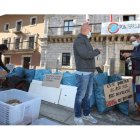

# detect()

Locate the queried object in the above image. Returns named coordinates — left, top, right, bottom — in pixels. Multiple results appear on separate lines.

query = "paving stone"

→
left=40, top=101, right=73, bottom=123
left=39, top=101, right=140, bottom=125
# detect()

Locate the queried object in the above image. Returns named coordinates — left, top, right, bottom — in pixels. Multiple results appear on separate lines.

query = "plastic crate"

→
left=0, top=89, right=41, bottom=125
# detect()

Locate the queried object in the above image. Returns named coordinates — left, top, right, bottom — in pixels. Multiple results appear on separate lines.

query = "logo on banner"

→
left=108, top=22, right=119, bottom=34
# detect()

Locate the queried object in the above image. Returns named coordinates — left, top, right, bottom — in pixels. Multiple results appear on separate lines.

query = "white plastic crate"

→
left=59, top=85, right=77, bottom=108
left=0, top=89, right=41, bottom=125
left=28, top=80, right=61, bottom=104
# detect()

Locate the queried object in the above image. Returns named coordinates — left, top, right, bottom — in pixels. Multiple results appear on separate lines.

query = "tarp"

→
left=94, top=72, right=112, bottom=113
left=7, top=67, right=25, bottom=78
left=62, top=72, right=77, bottom=86
left=34, top=69, right=52, bottom=81
left=24, top=69, right=35, bottom=83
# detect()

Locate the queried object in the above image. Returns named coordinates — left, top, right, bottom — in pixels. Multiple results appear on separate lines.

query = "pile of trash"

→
left=61, top=71, right=134, bottom=115
left=1, top=66, right=134, bottom=115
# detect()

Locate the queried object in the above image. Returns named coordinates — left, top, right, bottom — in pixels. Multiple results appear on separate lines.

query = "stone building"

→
left=0, top=15, right=45, bottom=69
left=1, top=14, right=140, bottom=75
left=41, top=14, right=140, bottom=75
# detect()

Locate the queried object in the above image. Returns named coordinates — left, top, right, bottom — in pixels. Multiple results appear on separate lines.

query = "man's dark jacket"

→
left=73, top=34, right=100, bottom=72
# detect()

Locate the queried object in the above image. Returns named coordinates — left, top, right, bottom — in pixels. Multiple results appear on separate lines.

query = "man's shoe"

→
left=130, top=111, right=140, bottom=121
left=74, top=117, right=85, bottom=125
left=82, top=114, right=97, bottom=124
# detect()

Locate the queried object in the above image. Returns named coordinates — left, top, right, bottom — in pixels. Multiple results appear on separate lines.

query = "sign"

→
left=42, top=74, right=63, bottom=88
left=101, top=21, right=140, bottom=35
left=104, top=79, right=133, bottom=107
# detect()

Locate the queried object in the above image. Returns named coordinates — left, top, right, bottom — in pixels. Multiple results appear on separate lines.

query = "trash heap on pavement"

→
left=0, top=67, right=135, bottom=116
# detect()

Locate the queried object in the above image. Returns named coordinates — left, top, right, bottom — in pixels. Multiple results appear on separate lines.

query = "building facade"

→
left=0, top=15, right=45, bottom=69
left=41, top=14, right=140, bottom=75
left=1, top=14, right=140, bottom=75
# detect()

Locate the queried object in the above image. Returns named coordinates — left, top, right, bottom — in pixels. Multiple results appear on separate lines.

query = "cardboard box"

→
left=42, top=74, right=63, bottom=88
left=104, top=78, right=133, bottom=107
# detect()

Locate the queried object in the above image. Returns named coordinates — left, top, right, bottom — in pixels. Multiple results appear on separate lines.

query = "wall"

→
left=0, top=15, right=45, bottom=68
left=41, top=14, right=140, bottom=73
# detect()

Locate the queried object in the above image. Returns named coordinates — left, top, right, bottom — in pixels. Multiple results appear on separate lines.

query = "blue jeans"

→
left=74, top=73, right=94, bottom=117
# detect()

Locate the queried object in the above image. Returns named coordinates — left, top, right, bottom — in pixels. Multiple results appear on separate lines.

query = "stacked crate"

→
left=0, top=89, right=41, bottom=125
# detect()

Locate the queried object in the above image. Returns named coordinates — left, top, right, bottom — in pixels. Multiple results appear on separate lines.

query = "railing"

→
left=48, top=23, right=102, bottom=36
left=6, top=41, right=37, bottom=51
left=13, top=27, right=23, bottom=34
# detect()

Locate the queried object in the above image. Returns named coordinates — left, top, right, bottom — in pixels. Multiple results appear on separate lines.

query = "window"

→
left=15, top=38, right=20, bottom=49
left=3, top=38, right=11, bottom=49
left=64, top=20, right=73, bottom=34
left=30, top=17, right=37, bottom=25
left=62, top=53, right=70, bottom=66
left=16, top=21, right=22, bottom=31
left=4, top=23, right=9, bottom=31
left=4, top=57, right=10, bottom=65
left=123, top=15, right=136, bottom=21
left=28, top=36, right=35, bottom=49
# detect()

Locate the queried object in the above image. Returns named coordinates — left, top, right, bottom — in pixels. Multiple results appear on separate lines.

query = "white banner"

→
left=101, top=21, right=140, bottom=35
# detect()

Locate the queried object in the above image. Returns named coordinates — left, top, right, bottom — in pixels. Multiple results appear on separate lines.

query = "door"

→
left=28, top=36, right=35, bottom=49
left=15, top=38, right=20, bottom=49
left=4, top=57, right=10, bottom=65
left=23, top=57, right=31, bottom=69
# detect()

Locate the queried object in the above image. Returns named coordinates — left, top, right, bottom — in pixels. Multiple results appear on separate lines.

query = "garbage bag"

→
left=24, top=69, right=35, bottom=83
left=62, top=71, right=77, bottom=86
left=7, top=67, right=25, bottom=78
left=108, top=74, right=122, bottom=83
left=94, top=72, right=112, bottom=113
left=34, top=69, right=52, bottom=81
left=116, top=101, right=129, bottom=115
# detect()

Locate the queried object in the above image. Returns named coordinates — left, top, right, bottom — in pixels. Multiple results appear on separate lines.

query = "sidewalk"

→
left=39, top=101, right=140, bottom=125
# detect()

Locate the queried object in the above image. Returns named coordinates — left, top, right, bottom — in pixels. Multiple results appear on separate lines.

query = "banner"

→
left=104, top=78, right=133, bottom=107
left=101, top=21, right=140, bottom=35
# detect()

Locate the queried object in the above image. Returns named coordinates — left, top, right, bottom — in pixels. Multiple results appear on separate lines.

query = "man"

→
left=122, top=34, right=140, bottom=120
left=0, top=44, right=10, bottom=73
left=122, top=35, right=140, bottom=58
left=73, top=23, right=101, bottom=125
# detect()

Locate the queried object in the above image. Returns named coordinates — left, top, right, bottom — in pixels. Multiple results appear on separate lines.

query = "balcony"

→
left=4, top=41, right=37, bottom=54
left=13, top=27, right=23, bottom=34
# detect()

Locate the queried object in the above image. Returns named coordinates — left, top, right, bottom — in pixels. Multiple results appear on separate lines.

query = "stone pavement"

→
left=39, top=101, right=140, bottom=125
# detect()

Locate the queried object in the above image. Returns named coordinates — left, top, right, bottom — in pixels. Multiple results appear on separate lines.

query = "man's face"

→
left=86, top=27, right=92, bottom=39
left=129, top=36, right=140, bottom=46
left=130, top=36, right=136, bottom=43
left=86, top=26, right=92, bottom=33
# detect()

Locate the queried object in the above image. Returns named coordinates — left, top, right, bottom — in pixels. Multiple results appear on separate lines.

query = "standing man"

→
left=73, top=23, right=101, bottom=125
left=122, top=34, right=140, bottom=120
